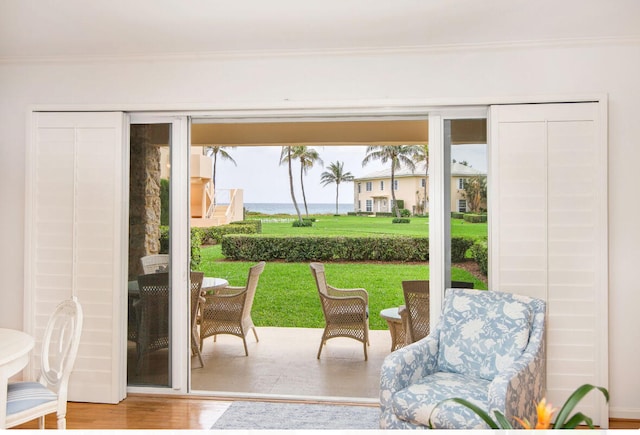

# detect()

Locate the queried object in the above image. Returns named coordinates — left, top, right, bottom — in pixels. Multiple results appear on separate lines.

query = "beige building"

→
left=354, top=162, right=486, bottom=215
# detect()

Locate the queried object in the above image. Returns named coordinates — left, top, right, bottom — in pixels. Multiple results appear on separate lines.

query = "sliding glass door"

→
left=127, top=116, right=191, bottom=393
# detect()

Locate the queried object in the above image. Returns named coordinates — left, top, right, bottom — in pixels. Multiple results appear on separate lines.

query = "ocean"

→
left=244, top=202, right=353, bottom=215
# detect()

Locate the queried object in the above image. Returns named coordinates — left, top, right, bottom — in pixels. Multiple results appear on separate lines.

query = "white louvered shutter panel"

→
left=25, top=112, right=126, bottom=404
left=490, top=103, right=608, bottom=426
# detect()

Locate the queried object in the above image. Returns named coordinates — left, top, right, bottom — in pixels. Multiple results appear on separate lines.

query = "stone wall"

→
left=129, top=124, right=162, bottom=278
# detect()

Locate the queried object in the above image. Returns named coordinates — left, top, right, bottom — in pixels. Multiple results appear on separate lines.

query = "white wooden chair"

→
left=4, top=297, right=83, bottom=429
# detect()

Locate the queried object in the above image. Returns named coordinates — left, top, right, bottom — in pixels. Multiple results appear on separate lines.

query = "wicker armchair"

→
left=134, top=272, right=170, bottom=374
left=140, top=254, right=169, bottom=274
left=309, top=262, right=369, bottom=360
left=399, top=280, right=430, bottom=345
left=189, top=272, right=205, bottom=368
left=199, top=261, right=265, bottom=356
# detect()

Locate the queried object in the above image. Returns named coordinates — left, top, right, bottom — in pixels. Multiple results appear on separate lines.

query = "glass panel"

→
left=448, top=119, right=488, bottom=291
left=127, top=123, right=172, bottom=387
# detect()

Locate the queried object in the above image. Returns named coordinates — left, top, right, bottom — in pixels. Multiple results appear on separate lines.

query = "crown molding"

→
left=1, top=36, right=639, bottom=65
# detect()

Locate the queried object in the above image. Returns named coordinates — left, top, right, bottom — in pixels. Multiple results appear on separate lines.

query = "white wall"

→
left=1, top=40, right=639, bottom=417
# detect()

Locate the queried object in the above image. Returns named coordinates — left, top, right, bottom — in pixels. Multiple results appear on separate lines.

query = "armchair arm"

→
left=379, top=334, right=440, bottom=408
left=213, top=285, right=246, bottom=296
left=488, top=322, right=546, bottom=423
left=327, top=285, right=368, bottom=304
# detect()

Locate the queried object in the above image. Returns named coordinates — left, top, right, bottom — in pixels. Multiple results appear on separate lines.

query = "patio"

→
left=130, top=326, right=394, bottom=401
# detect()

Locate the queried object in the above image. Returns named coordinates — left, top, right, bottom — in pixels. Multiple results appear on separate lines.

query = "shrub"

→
left=471, top=239, right=488, bottom=276
left=221, top=235, right=431, bottom=262
left=159, top=226, right=202, bottom=269
left=392, top=218, right=411, bottom=224
left=198, top=221, right=261, bottom=245
left=463, top=214, right=488, bottom=223
left=400, top=208, right=411, bottom=217
left=292, top=220, right=313, bottom=227
left=451, top=237, right=474, bottom=262
left=451, top=212, right=464, bottom=219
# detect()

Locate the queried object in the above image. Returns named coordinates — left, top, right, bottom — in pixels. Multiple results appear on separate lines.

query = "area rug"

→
left=210, top=401, right=380, bottom=430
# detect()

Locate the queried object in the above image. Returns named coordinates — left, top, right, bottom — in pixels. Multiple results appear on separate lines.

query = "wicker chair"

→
left=199, top=262, right=265, bottom=356
left=399, top=280, right=475, bottom=345
left=140, top=254, right=169, bottom=274
left=309, top=262, right=369, bottom=360
left=399, top=280, right=430, bottom=345
left=189, top=272, right=205, bottom=368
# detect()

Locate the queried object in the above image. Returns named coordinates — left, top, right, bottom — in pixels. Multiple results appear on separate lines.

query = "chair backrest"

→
left=39, top=297, right=83, bottom=394
left=140, top=254, right=169, bottom=274
left=309, top=262, right=328, bottom=296
left=242, top=262, right=266, bottom=318
left=402, top=280, right=430, bottom=343
left=190, top=271, right=205, bottom=328
left=436, top=288, right=546, bottom=381
left=137, top=272, right=170, bottom=342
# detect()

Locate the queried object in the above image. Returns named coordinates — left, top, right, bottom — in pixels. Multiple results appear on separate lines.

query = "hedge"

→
left=471, top=240, right=488, bottom=275
left=220, top=235, right=476, bottom=263
left=198, top=220, right=261, bottom=244
left=463, top=214, right=488, bottom=223
left=159, top=226, right=202, bottom=269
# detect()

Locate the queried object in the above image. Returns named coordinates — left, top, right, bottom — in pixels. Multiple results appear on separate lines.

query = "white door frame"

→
left=126, top=114, right=191, bottom=395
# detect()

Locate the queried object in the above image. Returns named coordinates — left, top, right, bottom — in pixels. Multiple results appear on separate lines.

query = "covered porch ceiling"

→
left=189, top=119, right=486, bottom=147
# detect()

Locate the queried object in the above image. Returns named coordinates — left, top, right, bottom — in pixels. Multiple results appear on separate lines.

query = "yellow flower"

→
left=514, top=398, right=557, bottom=429
left=535, top=398, right=557, bottom=429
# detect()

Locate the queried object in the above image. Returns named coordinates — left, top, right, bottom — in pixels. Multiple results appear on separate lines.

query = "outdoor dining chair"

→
left=199, top=261, right=266, bottom=356
left=310, top=262, right=369, bottom=360
left=140, top=254, right=169, bottom=274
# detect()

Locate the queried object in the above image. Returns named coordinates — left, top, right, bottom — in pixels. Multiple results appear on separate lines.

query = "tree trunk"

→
left=300, top=165, right=309, bottom=217
left=334, top=182, right=340, bottom=215
left=391, top=165, right=400, bottom=218
left=287, top=147, right=303, bottom=222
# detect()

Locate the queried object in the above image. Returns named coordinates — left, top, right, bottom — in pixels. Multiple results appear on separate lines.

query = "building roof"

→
left=355, top=161, right=485, bottom=181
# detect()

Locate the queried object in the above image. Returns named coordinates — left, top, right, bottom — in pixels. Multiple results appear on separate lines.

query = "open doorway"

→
left=186, top=117, right=488, bottom=399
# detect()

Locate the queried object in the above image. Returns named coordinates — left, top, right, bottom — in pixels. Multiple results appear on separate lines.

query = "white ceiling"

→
left=1, top=0, right=639, bottom=61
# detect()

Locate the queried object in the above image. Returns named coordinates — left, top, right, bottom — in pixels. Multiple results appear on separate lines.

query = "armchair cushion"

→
left=437, top=290, right=533, bottom=381
left=391, top=372, right=490, bottom=429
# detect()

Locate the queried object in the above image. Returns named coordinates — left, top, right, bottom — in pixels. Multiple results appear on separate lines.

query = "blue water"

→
left=245, top=202, right=353, bottom=215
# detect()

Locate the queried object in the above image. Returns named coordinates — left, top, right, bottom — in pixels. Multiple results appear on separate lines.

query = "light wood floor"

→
left=13, top=326, right=640, bottom=430
left=13, top=395, right=640, bottom=430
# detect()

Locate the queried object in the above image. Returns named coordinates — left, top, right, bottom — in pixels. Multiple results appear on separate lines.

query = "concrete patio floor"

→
left=190, top=327, right=393, bottom=401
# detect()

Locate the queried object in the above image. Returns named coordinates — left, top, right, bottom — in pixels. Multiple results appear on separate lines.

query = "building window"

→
left=366, top=181, right=372, bottom=192
left=366, top=199, right=372, bottom=212
left=358, top=200, right=361, bottom=211
left=380, top=180, right=384, bottom=191
left=421, top=178, right=426, bottom=188
left=393, top=180, right=399, bottom=190
left=458, top=178, right=466, bottom=190
left=458, top=199, right=467, bottom=213
left=357, top=183, right=361, bottom=193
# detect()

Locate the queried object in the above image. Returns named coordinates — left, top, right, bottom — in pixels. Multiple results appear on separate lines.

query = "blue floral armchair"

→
left=379, top=288, right=546, bottom=429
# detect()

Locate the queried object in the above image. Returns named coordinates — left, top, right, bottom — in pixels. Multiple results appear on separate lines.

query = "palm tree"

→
left=292, top=146, right=323, bottom=217
left=279, top=146, right=303, bottom=223
left=205, top=146, right=237, bottom=200
left=362, top=145, right=417, bottom=218
left=320, top=161, right=354, bottom=215
left=412, top=144, right=429, bottom=215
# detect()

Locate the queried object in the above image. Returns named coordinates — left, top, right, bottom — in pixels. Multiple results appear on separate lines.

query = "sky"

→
left=214, top=144, right=487, bottom=204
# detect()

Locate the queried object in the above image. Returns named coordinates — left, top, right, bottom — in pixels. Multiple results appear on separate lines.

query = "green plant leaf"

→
left=493, top=411, right=514, bottom=429
left=554, top=384, right=609, bottom=429
left=433, top=398, right=501, bottom=429
left=561, top=412, right=594, bottom=429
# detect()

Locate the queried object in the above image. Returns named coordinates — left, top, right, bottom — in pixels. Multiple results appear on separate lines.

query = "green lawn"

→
left=195, top=213, right=487, bottom=329
left=253, top=214, right=487, bottom=240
